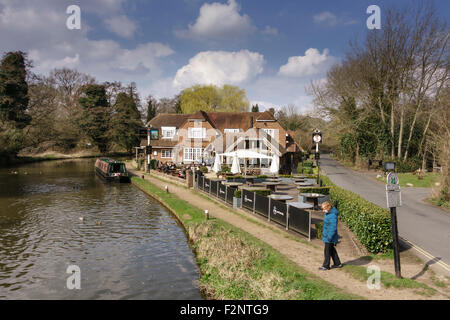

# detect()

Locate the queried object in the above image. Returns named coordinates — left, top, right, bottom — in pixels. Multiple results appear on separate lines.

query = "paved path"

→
left=128, top=167, right=449, bottom=299
left=320, top=155, right=450, bottom=267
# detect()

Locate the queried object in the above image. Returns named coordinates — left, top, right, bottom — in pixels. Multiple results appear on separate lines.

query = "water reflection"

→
left=0, top=159, right=201, bottom=300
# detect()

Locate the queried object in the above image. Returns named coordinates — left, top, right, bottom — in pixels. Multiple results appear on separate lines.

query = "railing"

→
left=194, top=171, right=311, bottom=240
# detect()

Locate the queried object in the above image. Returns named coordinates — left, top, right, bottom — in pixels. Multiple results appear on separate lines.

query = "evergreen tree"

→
left=110, top=92, right=142, bottom=153
left=251, top=104, right=259, bottom=112
left=77, top=84, right=109, bottom=153
left=146, top=98, right=156, bottom=123
left=0, top=51, right=31, bottom=128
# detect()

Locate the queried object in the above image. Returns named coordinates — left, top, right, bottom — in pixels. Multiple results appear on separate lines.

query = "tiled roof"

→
left=146, top=113, right=191, bottom=128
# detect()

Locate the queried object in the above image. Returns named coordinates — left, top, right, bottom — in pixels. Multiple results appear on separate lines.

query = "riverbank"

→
left=131, top=176, right=359, bottom=299
left=129, top=167, right=450, bottom=300
left=1, top=151, right=131, bottom=167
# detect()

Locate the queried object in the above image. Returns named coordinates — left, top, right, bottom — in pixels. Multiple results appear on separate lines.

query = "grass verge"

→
left=376, top=172, right=441, bottom=188
left=131, top=176, right=361, bottom=300
left=342, top=264, right=436, bottom=296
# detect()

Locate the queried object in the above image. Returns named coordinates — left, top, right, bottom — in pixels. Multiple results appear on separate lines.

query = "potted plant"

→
left=233, top=189, right=242, bottom=209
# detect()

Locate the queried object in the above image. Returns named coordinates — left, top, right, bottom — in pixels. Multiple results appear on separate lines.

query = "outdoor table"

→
left=223, top=182, right=243, bottom=187
left=293, top=178, right=307, bottom=182
left=287, top=202, right=314, bottom=210
left=265, top=178, right=281, bottom=183
left=243, top=175, right=257, bottom=184
left=295, top=182, right=314, bottom=187
left=299, top=193, right=326, bottom=210
left=262, top=181, right=281, bottom=192
left=292, top=175, right=307, bottom=179
left=269, top=194, right=293, bottom=202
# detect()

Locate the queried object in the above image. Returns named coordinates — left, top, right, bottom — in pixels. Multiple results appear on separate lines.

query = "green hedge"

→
left=321, top=175, right=393, bottom=254
left=234, top=189, right=241, bottom=198
left=298, top=187, right=330, bottom=195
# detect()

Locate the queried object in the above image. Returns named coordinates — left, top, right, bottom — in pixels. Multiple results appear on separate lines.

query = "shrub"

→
left=234, top=189, right=241, bottom=198
left=395, top=159, right=420, bottom=173
left=257, top=175, right=268, bottom=179
left=254, top=189, right=271, bottom=197
left=199, top=166, right=208, bottom=174
left=298, top=187, right=330, bottom=195
left=279, top=174, right=293, bottom=178
left=316, top=222, right=323, bottom=239
left=137, top=158, right=143, bottom=170
left=321, top=175, right=393, bottom=254
left=221, top=165, right=230, bottom=173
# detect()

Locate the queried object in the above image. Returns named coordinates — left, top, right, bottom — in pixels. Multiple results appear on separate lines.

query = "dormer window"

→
left=161, top=127, right=176, bottom=139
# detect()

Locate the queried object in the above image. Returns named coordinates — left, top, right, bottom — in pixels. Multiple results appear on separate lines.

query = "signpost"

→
left=312, top=129, right=322, bottom=184
left=386, top=171, right=402, bottom=278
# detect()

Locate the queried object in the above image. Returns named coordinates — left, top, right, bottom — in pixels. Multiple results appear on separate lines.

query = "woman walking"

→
left=319, top=201, right=343, bottom=270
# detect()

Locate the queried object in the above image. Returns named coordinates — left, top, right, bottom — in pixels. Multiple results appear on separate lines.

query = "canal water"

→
left=0, top=159, right=201, bottom=300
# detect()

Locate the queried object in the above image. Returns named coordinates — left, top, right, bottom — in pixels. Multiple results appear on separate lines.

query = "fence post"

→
left=308, top=211, right=311, bottom=241
left=253, top=192, right=256, bottom=214
left=286, top=204, right=289, bottom=231
left=268, top=197, right=271, bottom=222
left=217, top=182, right=219, bottom=198
left=225, top=186, right=227, bottom=203
left=203, top=177, right=205, bottom=190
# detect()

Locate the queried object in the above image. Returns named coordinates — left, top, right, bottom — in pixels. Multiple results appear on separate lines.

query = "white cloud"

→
left=175, top=0, right=256, bottom=40
left=173, top=50, right=265, bottom=88
left=313, top=11, right=338, bottom=26
left=262, top=26, right=278, bottom=36
left=104, top=15, right=137, bottom=38
left=0, top=0, right=174, bottom=87
left=278, top=48, right=336, bottom=77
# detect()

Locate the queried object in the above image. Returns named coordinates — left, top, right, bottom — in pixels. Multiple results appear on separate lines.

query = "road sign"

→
left=386, top=172, right=402, bottom=208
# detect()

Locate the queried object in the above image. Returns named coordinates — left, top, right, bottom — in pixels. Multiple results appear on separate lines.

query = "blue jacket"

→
left=322, top=207, right=339, bottom=244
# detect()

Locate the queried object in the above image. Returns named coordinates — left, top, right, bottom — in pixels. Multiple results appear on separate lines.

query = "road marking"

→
left=400, top=236, right=450, bottom=272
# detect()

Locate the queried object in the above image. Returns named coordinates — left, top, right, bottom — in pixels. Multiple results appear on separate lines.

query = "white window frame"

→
left=161, top=126, right=176, bottom=139
left=188, top=127, right=206, bottom=139
left=183, top=147, right=203, bottom=162
left=161, top=149, right=173, bottom=159
left=263, top=129, right=276, bottom=138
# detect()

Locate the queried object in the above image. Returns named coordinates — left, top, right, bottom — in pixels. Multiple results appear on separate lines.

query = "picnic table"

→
left=223, top=181, right=244, bottom=187
left=243, top=175, right=257, bottom=184
left=262, top=181, right=281, bottom=192
left=299, top=193, right=326, bottom=210
left=295, top=181, right=315, bottom=187
left=287, top=202, right=314, bottom=210
left=269, top=194, right=294, bottom=202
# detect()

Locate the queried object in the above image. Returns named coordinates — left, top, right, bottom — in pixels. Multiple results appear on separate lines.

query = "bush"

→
left=298, top=187, right=330, bottom=195
left=199, top=166, right=208, bottom=174
left=221, top=165, right=230, bottom=173
left=254, top=189, right=271, bottom=197
left=395, top=159, right=421, bottom=173
left=234, top=189, right=241, bottom=198
left=256, top=175, right=268, bottom=179
left=316, top=222, right=323, bottom=239
left=137, top=158, right=143, bottom=170
left=321, top=175, right=393, bottom=254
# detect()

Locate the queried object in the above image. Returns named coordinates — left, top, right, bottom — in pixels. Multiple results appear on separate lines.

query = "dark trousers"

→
left=322, top=242, right=341, bottom=268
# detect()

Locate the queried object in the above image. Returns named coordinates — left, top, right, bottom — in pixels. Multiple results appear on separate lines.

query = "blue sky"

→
left=1, top=0, right=449, bottom=112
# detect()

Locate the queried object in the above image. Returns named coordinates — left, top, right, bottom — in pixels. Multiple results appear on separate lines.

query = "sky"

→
left=1, top=0, right=449, bottom=113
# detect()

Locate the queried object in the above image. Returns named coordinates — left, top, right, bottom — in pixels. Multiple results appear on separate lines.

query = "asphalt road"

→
left=320, top=155, right=450, bottom=266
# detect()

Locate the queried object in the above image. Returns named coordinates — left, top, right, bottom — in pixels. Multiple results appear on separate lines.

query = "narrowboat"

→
left=95, top=158, right=130, bottom=182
